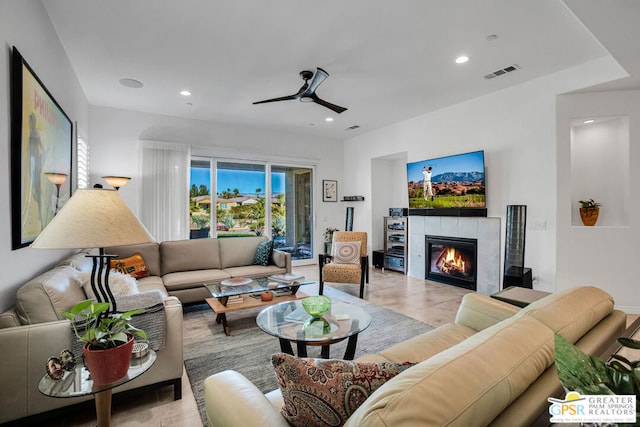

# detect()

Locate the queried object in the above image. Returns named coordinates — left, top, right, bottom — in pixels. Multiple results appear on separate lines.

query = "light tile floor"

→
left=40, top=264, right=637, bottom=426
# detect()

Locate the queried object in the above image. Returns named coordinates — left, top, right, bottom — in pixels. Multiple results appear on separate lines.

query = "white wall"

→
left=89, top=106, right=345, bottom=256
left=0, top=0, right=89, bottom=312
left=342, top=56, right=625, bottom=298
left=557, top=90, right=640, bottom=313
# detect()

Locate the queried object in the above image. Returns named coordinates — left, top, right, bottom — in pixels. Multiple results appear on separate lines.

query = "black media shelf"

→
left=408, top=208, right=487, bottom=217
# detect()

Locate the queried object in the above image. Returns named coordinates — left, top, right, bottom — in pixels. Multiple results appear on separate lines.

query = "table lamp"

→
left=31, top=189, right=154, bottom=312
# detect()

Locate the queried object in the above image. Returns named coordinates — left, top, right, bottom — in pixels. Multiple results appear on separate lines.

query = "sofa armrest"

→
left=455, top=293, right=520, bottom=332
left=271, top=249, right=291, bottom=273
left=204, top=370, right=289, bottom=427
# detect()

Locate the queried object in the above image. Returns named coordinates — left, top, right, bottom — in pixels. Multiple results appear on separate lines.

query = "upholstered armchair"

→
left=319, top=231, right=369, bottom=298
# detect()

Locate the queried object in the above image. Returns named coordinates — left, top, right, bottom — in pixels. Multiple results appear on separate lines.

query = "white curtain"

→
left=140, top=141, right=190, bottom=242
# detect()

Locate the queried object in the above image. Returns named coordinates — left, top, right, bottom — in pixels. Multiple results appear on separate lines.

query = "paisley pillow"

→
left=271, top=352, right=415, bottom=426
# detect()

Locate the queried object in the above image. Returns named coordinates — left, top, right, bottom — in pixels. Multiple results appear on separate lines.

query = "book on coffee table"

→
left=268, top=273, right=305, bottom=284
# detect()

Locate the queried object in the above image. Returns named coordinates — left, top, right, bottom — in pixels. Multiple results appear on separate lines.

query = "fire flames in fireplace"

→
left=436, top=247, right=470, bottom=277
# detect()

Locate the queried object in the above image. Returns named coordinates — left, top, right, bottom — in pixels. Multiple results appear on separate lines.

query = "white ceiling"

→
left=41, top=0, right=638, bottom=140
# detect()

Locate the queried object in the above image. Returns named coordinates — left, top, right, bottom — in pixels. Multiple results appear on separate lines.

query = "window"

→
left=189, top=158, right=314, bottom=261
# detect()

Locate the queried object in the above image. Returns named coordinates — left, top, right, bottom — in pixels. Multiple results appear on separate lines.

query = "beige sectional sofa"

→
left=203, top=286, right=627, bottom=427
left=107, top=236, right=291, bottom=304
left=0, top=235, right=290, bottom=424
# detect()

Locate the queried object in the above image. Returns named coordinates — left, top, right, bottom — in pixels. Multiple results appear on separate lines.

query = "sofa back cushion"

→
left=15, top=266, right=86, bottom=325
left=160, top=238, right=221, bottom=275
left=218, top=236, right=267, bottom=269
left=106, top=243, right=161, bottom=277
left=344, top=316, right=554, bottom=427
left=517, top=286, right=614, bottom=343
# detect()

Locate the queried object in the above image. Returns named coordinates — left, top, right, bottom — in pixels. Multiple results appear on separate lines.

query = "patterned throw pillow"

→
left=252, top=240, right=274, bottom=266
left=332, top=241, right=361, bottom=264
left=110, top=253, right=150, bottom=279
left=272, top=353, right=415, bottom=427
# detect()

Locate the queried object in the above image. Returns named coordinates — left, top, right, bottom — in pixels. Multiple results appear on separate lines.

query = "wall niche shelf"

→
left=341, top=196, right=365, bottom=202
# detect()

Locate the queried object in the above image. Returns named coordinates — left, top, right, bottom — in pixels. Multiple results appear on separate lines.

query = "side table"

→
left=256, top=300, right=372, bottom=360
left=491, top=286, right=551, bottom=308
left=38, top=349, right=156, bottom=427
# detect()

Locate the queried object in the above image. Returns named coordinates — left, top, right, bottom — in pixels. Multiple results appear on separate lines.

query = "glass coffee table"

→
left=204, top=276, right=314, bottom=336
left=38, top=350, right=156, bottom=427
left=256, top=299, right=372, bottom=360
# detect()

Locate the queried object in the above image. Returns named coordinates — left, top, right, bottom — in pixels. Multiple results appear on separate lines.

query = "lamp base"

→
left=86, top=251, right=119, bottom=313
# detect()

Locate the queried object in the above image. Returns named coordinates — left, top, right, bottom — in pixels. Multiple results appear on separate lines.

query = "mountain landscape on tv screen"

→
left=407, top=171, right=485, bottom=209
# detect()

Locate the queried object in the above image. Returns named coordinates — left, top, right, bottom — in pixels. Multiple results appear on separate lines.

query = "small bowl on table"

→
left=302, top=296, right=331, bottom=318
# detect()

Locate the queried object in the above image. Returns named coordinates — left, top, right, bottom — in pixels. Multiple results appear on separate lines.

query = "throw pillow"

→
left=332, top=241, right=361, bottom=264
left=110, top=253, right=150, bottom=279
left=252, top=240, right=274, bottom=266
left=272, top=353, right=415, bottom=427
left=76, top=270, right=140, bottom=300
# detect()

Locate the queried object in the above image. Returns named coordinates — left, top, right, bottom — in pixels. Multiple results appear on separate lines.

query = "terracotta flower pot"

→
left=83, top=335, right=134, bottom=384
left=579, top=207, right=599, bottom=226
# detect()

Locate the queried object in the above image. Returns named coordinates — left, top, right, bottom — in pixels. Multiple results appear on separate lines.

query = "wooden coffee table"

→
left=204, top=276, right=313, bottom=336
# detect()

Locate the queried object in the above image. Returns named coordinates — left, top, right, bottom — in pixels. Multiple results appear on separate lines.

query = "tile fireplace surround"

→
left=408, top=216, right=501, bottom=296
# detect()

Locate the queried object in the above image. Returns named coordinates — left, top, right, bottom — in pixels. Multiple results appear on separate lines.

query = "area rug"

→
left=183, top=288, right=434, bottom=424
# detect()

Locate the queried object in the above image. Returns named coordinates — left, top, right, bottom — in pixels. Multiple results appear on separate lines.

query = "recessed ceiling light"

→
left=325, top=117, right=334, bottom=122
left=119, top=78, right=143, bottom=88
left=180, top=90, right=192, bottom=96
left=583, top=119, right=595, bottom=124
left=455, top=55, right=470, bottom=64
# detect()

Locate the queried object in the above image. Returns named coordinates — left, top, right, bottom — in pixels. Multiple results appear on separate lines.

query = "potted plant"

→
left=323, top=227, right=339, bottom=254
left=578, top=199, right=601, bottom=226
left=62, top=300, right=146, bottom=384
left=554, top=333, right=640, bottom=422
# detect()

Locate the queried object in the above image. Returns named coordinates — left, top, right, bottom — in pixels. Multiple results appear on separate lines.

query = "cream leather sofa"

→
left=204, top=286, right=626, bottom=427
left=0, top=235, right=290, bottom=424
left=107, top=236, right=291, bottom=304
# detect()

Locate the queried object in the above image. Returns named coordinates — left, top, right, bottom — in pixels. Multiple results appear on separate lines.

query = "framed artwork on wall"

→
left=323, top=180, right=337, bottom=202
left=10, top=46, right=73, bottom=249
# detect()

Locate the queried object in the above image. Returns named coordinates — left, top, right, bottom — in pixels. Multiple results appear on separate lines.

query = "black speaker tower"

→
left=503, top=205, right=532, bottom=288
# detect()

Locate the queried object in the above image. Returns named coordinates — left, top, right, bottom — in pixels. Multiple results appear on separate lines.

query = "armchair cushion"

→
left=332, top=241, right=361, bottom=264
left=272, top=353, right=415, bottom=427
left=322, top=263, right=362, bottom=284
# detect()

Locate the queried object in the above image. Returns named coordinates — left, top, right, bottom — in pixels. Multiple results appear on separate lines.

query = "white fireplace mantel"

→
left=408, top=216, right=501, bottom=296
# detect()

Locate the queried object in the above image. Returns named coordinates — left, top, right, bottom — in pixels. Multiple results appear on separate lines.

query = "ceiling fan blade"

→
left=306, top=68, right=329, bottom=94
left=253, top=82, right=309, bottom=105
left=312, top=96, right=348, bottom=114
left=252, top=94, right=298, bottom=105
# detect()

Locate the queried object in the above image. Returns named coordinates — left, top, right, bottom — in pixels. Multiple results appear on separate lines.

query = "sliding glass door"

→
left=189, top=158, right=314, bottom=262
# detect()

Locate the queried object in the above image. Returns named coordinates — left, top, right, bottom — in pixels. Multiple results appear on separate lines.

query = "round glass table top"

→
left=256, top=299, right=372, bottom=343
left=38, top=350, right=156, bottom=398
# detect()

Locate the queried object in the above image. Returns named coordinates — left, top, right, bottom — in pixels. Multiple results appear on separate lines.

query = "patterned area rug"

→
left=183, top=288, right=434, bottom=424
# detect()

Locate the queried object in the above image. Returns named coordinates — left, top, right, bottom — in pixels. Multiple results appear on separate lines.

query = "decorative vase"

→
left=83, top=335, right=134, bottom=384
left=579, top=207, right=599, bottom=226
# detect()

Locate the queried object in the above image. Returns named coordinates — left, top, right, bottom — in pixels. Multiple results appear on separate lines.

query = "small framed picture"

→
left=323, top=180, right=338, bottom=202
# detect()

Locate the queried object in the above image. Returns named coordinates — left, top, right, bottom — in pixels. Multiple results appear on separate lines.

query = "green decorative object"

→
left=302, top=317, right=331, bottom=336
left=302, top=296, right=331, bottom=318
left=554, top=334, right=640, bottom=423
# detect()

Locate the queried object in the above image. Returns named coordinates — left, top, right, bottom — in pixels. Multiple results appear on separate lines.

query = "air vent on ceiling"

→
left=346, top=125, right=361, bottom=131
left=484, top=64, right=520, bottom=80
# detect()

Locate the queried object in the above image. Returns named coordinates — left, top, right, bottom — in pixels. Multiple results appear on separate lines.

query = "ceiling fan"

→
left=253, top=67, right=347, bottom=114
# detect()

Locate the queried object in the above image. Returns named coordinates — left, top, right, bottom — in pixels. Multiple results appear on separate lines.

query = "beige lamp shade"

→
left=102, top=176, right=131, bottom=190
left=31, top=188, right=154, bottom=249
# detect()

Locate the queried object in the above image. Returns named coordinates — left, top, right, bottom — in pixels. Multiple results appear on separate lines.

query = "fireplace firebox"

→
left=425, top=235, right=477, bottom=290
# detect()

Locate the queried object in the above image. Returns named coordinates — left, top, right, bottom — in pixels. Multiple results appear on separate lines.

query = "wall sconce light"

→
left=102, top=176, right=131, bottom=191
left=45, top=172, right=68, bottom=214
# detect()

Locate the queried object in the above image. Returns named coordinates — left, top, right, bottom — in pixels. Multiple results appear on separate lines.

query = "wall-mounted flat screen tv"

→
left=407, top=150, right=485, bottom=209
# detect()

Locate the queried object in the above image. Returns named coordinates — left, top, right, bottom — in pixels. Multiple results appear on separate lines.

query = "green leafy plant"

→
left=579, top=198, right=601, bottom=209
left=324, top=227, right=339, bottom=242
left=62, top=300, right=147, bottom=350
left=554, top=333, right=640, bottom=423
